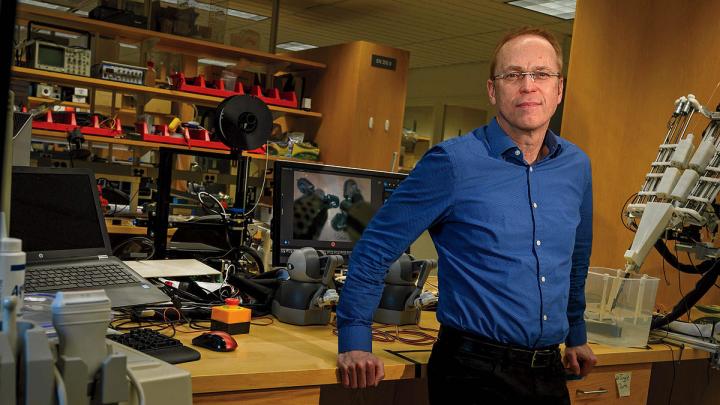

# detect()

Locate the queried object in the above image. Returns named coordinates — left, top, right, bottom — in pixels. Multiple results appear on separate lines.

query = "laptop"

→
left=10, top=166, right=170, bottom=308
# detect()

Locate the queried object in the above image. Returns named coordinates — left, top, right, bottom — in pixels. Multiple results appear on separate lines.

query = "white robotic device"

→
left=625, top=94, right=720, bottom=271
left=0, top=290, right=192, bottom=405
left=622, top=94, right=720, bottom=366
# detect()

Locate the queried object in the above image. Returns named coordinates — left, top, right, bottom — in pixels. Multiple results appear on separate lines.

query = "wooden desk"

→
left=174, top=317, right=429, bottom=403
left=168, top=312, right=710, bottom=405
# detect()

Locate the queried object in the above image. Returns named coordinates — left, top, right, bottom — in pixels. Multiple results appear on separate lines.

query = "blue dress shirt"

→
left=337, top=118, right=593, bottom=352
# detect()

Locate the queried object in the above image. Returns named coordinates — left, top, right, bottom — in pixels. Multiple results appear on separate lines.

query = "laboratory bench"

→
left=168, top=311, right=711, bottom=405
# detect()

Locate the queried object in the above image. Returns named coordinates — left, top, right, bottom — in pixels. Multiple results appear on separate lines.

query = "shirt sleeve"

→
left=337, top=146, right=456, bottom=353
left=565, top=159, right=593, bottom=347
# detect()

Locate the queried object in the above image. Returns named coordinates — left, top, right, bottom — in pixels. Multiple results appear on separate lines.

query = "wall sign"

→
left=371, top=54, right=396, bottom=70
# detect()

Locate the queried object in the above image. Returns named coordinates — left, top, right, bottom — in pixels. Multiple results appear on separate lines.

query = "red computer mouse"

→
left=191, top=330, right=238, bottom=352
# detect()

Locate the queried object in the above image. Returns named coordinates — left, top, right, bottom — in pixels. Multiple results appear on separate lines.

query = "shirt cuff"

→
left=565, top=321, right=587, bottom=347
left=338, top=325, right=373, bottom=353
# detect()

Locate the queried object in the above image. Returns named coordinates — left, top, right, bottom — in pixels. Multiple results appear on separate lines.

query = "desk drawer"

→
left=567, top=363, right=651, bottom=405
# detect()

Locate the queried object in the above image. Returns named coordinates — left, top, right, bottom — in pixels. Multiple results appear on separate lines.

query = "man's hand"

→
left=563, top=344, right=597, bottom=377
left=337, top=350, right=385, bottom=388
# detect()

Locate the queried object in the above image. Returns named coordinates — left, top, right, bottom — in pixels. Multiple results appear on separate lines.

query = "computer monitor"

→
left=271, top=161, right=407, bottom=265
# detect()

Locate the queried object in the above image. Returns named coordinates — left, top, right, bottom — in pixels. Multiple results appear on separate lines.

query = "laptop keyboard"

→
left=25, top=262, right=138, bottom=293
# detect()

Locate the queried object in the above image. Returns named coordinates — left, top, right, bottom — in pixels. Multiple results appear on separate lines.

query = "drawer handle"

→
left=576, top=388, right=609, bottom=396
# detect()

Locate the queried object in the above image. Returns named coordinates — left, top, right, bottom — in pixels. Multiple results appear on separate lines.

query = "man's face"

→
left=487, top=35, right=563, bottom=134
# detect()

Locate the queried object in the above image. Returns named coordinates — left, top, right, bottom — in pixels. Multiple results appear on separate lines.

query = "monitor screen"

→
left=272, top=161, right=407, bottom=265
left=38, top=44, right=65, bottom=68
left=10, top=167, right=108, bottom=255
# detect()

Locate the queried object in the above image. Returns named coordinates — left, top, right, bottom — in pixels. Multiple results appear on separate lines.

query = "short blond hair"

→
left=489, top=27, right=563, bottom=78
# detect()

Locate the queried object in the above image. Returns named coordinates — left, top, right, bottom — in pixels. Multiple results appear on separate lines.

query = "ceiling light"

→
left=162, top=1, right=267, bottom=20
left=54, top=32, right=79, bottom=39
left=198, top=58, right=236, bottom=68
left=19, top=0, right=70, bottom=11
left=183, top=1, right=219, bottom=13
left=507, top=0, right=576, bottom=20
left=276, top=42, right=318, bottom=51
left=228, top=9, right=268, bottom=21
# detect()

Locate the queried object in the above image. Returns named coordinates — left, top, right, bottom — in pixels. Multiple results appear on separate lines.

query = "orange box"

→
left=211, top=304, right=251, bottom=324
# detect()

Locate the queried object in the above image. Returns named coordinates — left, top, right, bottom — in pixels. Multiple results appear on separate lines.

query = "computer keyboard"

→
left=107, top=328, right=201, bottom=364
left=25, top=263, right=137, bottom=293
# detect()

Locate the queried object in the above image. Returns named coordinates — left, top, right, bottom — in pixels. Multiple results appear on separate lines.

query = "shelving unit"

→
left=31, top=128, right=320, bottom=164
left=16, top=5, right=326, bottom=73
left=13, top=67, right=322, bottom=119
left=32, top=128, right=223, bottom=154
left=27, top=96, right=91, bottom=109
left=14, top=5, right=410, bottom=172
left=12, top=5, right=408, bottom=258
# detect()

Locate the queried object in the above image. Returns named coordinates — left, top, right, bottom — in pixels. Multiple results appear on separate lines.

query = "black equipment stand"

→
left=151, top=148, right=249, bottom=259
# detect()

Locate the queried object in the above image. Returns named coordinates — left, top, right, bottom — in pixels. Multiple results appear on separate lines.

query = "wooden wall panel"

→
left=562, top=0, right=720, bottom=310
left=649, top=359, right=720, bottom=405
left=294, top=41, right=409, bottom=171
left=294, top=42, right=362, bottom=167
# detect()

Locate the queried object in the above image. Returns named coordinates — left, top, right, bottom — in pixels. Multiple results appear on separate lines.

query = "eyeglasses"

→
left=492, top=71, right=561, bottom=83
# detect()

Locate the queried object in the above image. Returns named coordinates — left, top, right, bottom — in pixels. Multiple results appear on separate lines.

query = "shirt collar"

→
left=484, top=117, right=562, bottom=161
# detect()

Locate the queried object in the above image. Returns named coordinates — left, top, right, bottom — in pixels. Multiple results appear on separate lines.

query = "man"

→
left=336, top=27, right=596, bottom=404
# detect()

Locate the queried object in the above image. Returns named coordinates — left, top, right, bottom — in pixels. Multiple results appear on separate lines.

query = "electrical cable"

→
left=330, top=321, right=437, bottom=346
left=105, top=185, right=139, bottom=217
left=237, top=245, right=265, bottom=274
left=67, top=137, right=74, bottom=168
left=675, top=242, right=691, bottom=321
left=379, top=324, right=437, bottom=345
left=653, top=239, right=713, bottom=274
left=204, top=263, right=235, bottom=302
left=646, top=221, right=720, bottom=330
left=620, top=193, right=639, bottom=232
left=195, top=192, right=237, bottom=259
left=682, top=253, right=714, bottom=337
left=648, top=329, right=685, bottom=405
left=651, top=262, right=720, bottom=329
left=198, top=191, right=228, bottom=219
left=200, top=247, right=239, bottom=263
left=242, top=142, right=270, bottom=217
left=112, top=236, right=155, bottom=260
left=53, top=365, right=68, bottom=405
left=250, top=316, right=274, bottom=326
left=662, top=342, right=677, bottom=405
left=99, top=114, right=117, bottom=129
left=127, top=367, right=147, bottom=405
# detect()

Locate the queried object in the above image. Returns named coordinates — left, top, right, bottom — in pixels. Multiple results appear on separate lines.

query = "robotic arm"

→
left=623, top=94, right=720, bottom=338
left=624, top=94, right=720, bottom=272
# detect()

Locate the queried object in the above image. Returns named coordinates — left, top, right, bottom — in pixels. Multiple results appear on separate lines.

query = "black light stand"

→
left=0, top=0, right=18, bottom=216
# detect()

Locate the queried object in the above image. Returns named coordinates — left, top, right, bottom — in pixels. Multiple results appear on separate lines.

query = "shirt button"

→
left=529, top=166, right=534, bottom=172
left=533, top=202, right=538, bottom=209
left=541, top=276, right=546, bottom=283
left=514, top=150, right=521, bottom=156
left=543, top=314, right=548, bottom=321
left=536, top=240, right=541, bottom=246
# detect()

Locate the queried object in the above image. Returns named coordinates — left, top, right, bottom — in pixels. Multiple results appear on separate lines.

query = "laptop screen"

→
left=10, top=167, right=111, bottom=262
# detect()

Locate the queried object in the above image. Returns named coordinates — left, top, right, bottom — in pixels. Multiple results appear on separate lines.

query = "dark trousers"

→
left=427, top=327, right=570, bottom=405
